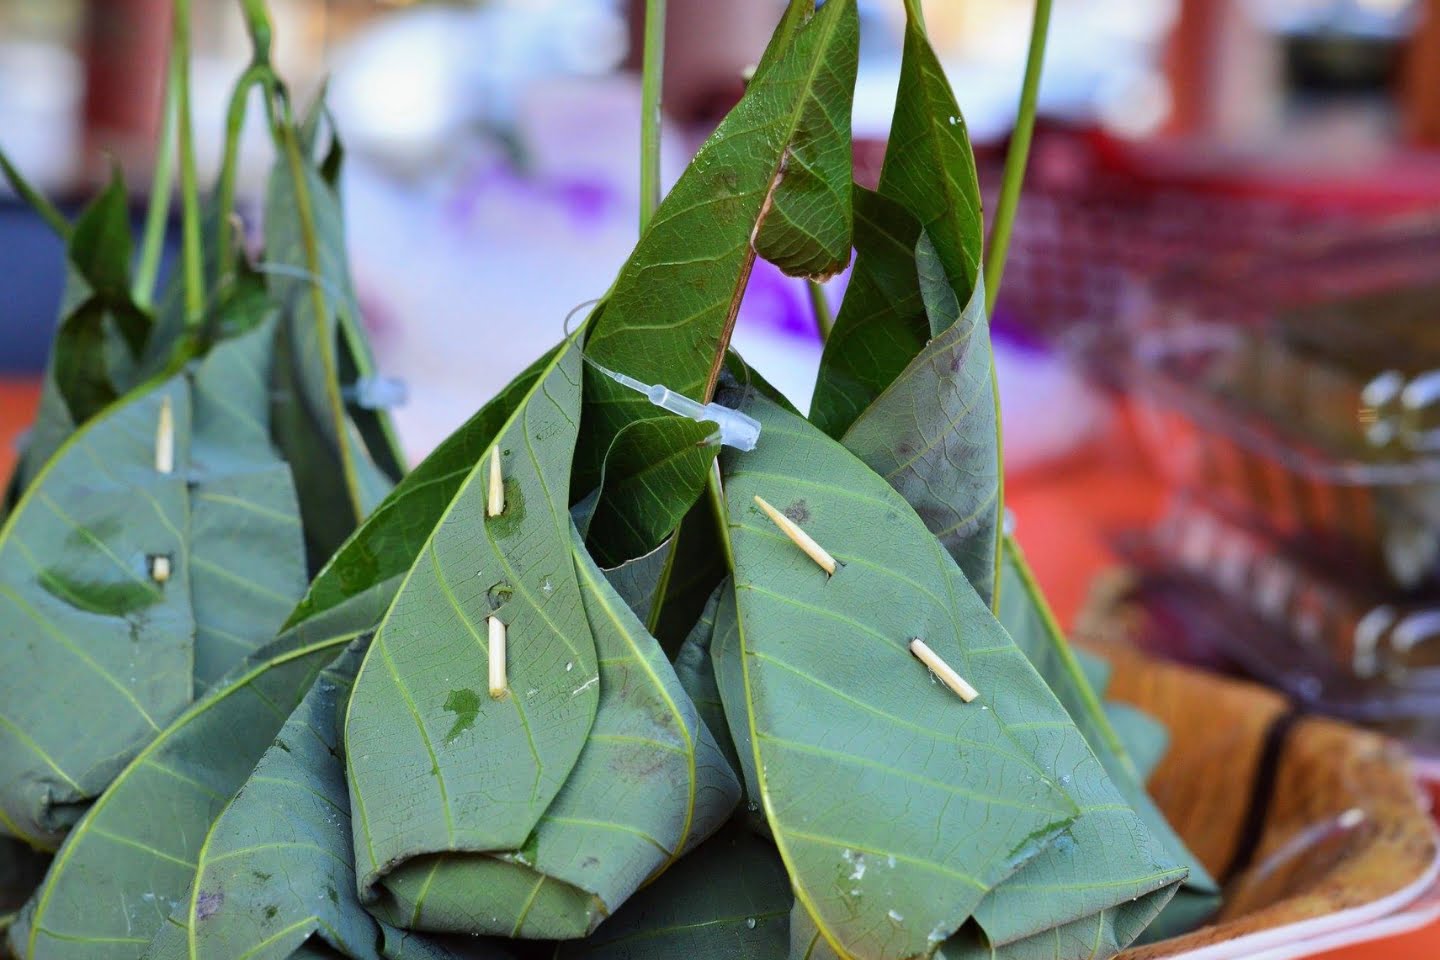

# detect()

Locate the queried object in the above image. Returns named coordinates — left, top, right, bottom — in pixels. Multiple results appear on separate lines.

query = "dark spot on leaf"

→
left=252, top=871, right=272, bottom=882
left=195, top=889, right=223, bottom=920
left=485, top=481, right=527, bottom=535
left=783, top=500, right=810, bottom=524
left=487, top=581, right=513, bottom=610
left=38, top=567, right=158, bottom=615
left=325, top=885, right=339, bottom=904
left=273, top=738, right=291, bottom=753
left=264, top=905, right=278, bottom=921
left=582, top=856, right=600, bottom=870
left=443, top=688, right=481, bottom=744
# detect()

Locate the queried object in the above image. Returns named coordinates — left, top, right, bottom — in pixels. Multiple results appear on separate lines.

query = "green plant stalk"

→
left=984, top=0, right=1052, bottom=314
left=806, top=279, right=834, bottom=341
left=1004, top=533, right=1137, bottom=776
left=215, top=64, right=279, bottom=276
left=985, top=0, right=1052, bottom=612
left=173, top=0, right=205, bottom=325
left=134, top=45, right=180, bottom=308
left=639, top=0, right=667, bottom=232
left=217, top=0, right=282, bottom=276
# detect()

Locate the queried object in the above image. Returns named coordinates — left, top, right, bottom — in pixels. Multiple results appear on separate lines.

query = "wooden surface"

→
left=3, top=376, right=1440, bottom=958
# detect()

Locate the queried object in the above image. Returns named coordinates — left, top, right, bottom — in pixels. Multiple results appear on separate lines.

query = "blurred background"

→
left=5, top=0, right=1440, bottom=810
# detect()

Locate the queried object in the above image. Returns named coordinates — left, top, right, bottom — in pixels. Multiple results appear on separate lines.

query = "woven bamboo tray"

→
left=1090, top=627, right=1439, bottom=958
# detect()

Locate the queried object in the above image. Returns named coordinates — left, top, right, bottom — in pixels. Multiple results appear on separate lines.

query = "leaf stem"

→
left=1004, top=534, right=1137, bottom=778
left=983, top=0, right=1052, bottom=315
left=806, top=280, right=834, bottom=341
left=639, top=0, right=667, bottom=232
left=215, top=65, right=278, bottom=276
left=134, top=38, right=179, bottom=309
left=706, top=462, right=735, bottom=573
left=217, top=1, right=280, bottom=279
left=172, top=0, right=205, bottom=326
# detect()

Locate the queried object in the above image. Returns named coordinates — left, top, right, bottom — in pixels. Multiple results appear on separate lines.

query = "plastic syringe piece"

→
left=644, top=384, right=762, bottom=451
left=596, top=363, right=761, bottom=451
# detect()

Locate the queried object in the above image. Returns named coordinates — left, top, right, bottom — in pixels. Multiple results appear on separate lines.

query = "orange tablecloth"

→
left=0, top=376, right=1435, bottom=958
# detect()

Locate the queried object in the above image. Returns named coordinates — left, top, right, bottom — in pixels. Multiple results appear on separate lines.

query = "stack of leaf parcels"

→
left=1, top=2, right=1219, bottom=958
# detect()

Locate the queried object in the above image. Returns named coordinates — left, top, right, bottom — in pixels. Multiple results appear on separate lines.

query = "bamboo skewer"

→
left=909, top=639, right=979, bottom=703
left=155, top=396, right=174, bottom=475
left=488, top=616, right=508, bottom=699
left=753, top=495, right=836, bottom=575
left=152, top=397, right=175, bottom=584
left=487, top=446, right=504, bottom=517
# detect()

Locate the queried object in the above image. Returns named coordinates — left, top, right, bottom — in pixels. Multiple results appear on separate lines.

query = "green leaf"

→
left=645, top=498, right=729, bottom=656
left=812, top=11, right=1000, bottom=604
left=578, top=0, right=858, bottom=497
left=8, top=633, right=355, bottom=960
left=553, top=820, right=791, bottom=960
left=1105, top=703, right=1168, bottom=783
left=586, top=417, right=719, bottom=568
left=717, top=392, right=1088, bottom=960
left=56, top=167, right=150, bottom=413
left=809, top=188, right=929, bottom=439
left=706, top=585, right=760, bottom=807
left=0, top=382, right=195, bottom=849
left=143, top=641, right=512, bottom=960
left=264, top=133, right=400, bottom=567
left=672, top=587, right=742, bottom=781
left=367, top=527, right=738, bottom=938
left=941, top=898, right=1173, bottom=960
left=1073, top=649, right=1111, bottom=699
left=995, top=541, right=1217, bottom=943
left=875, top=13, right=984, bottom=312
left=344, top=345, right=601, bottom=914
left=601, top=540, right=671, bottom=625
left=187, top=319, right=308, bottom=691
left=13, top=171, right=155, bottom=491
left=285, top=344, right=563, bottom=635
left=0, top=313, right=309, bottom=848
left=838, top=271, right=999, bottom=605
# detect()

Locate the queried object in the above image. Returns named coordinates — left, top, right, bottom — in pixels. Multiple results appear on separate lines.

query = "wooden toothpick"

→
left=155, top=396, right=174, bottom=475
left=487, top=446, right=504, bottom=518
left=909, top=639, right=978, bottom=703
left=753, top=495, right=836, bottom=575
left=488, top=615, right=508, bottom=699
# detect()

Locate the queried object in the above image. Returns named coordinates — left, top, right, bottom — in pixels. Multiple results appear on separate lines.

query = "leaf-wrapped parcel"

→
left=0, top=322, right=306, bottom=849
left=0, top=112, right=404, bottom=857
left=268, top=340, right=740, bottom=938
